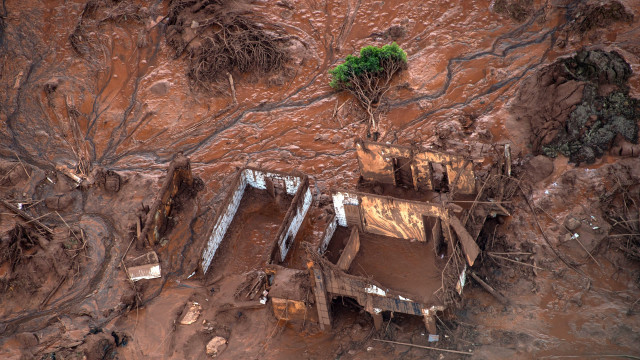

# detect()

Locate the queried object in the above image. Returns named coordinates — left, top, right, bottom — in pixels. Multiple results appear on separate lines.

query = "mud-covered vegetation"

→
left=492, top=0, right=533, bottom=22
left=329, top=43, right=407, bottom=136
left=540, top=50, right=639, bottom=163
left=568, top=0, right=634, bottom=33
left=166, top=0, right=291, bottom=90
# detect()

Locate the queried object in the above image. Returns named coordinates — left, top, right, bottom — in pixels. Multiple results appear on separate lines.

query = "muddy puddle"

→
left=1, top=0, right=639, bottom=359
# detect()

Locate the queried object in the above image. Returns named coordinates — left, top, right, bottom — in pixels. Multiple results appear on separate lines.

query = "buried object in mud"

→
left=205, top=336, right=227, bottom=357
left=179, top=302, right=202, bottom=325
left=126, top=251, right=161, bottom=281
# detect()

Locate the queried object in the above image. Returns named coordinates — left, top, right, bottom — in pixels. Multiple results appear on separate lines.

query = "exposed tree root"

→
left=166, top=0, right=291, bottom=91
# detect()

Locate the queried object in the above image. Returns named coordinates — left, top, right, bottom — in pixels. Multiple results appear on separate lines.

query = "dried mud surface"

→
left=1, top=0, right=639, bottom=359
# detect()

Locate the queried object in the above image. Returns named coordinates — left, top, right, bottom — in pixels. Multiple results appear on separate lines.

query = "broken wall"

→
left=356, top=140, right=476, bottom=194
left=139, top=154, right=193, bottom=247
left=201, top=172, right=247, bottom=274
left=317, top=215, right=337, bottom=255
left=332, top=190, right=447, bottom=242
left=355, top=141, right=412, bottom=185
left=318, top=260, right=444, bottom=314
left=270, top=177, right=313, bottom=263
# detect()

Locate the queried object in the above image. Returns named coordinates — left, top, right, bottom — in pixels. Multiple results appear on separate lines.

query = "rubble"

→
left=205, top=336, right=227, bottom=357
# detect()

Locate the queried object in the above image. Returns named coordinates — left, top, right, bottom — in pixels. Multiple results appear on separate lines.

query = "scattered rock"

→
left=150, top=81, right=170, bottom=96
left=180, top=301, right=202, bottom=325
left=513, top=49, right=639, bottom=164
left=105, top=171, right=121, bottom=193
left=206, top=336, right=227, bottom=357
left=45, top=194, right=74, bottom=210
left=564, top=216, right=581, bottom=231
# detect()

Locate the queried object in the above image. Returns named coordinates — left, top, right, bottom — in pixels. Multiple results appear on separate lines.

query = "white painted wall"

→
left=318, top=216, right=338, bottom=255
left=201, top=169, right=311, bottom=273
left=201, top=175, right=247, bottom=274
left=244, top=168, right=301, bottom=195
left=332, top=192, right=360, bottom=227
left=278, top=187, right=313, bottom=262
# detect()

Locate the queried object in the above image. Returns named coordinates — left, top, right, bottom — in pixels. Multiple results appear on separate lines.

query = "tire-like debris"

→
left=166, top=0, right=291, bottom=90
left=513, top=50, right=640, bottom=164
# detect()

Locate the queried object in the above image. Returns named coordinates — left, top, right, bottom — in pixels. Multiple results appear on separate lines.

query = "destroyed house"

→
left=309, top=190, right=473, bottom=333
left=301, top=141, right=506, bottom=335
left=199, top=168, right=312, bottom=276
left=355, top=139, right=476, bottom=194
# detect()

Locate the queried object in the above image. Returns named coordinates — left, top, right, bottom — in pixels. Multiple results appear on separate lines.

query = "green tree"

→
left=329, top=43, right=407, bottom=135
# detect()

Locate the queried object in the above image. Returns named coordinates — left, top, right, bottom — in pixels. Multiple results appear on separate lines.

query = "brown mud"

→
left=0, top=0, right=639, bottom=359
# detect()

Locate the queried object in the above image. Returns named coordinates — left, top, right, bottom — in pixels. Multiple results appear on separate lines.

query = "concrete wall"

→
left=243, top=168, right=301, bottom=195
left=355, top=140, right=476, bottom=194
left=332, top=190, right=447, bottom=242
left=272, top=180, right=313, bottom=262
left=200, top=173, right=247, bottom=274
left=332, top=191, right=360, bottom=227
left=201, top=168, right=312, bottom=273
left=355, top=140, right=412, bottom=185
left=318, top=215, right=337, bottom=255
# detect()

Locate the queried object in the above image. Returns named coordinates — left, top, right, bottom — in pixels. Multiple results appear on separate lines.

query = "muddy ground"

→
left=1, top=0, right=639, bottom=359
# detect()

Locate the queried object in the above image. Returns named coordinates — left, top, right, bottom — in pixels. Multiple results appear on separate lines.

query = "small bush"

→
left=329, top=43, right=407, bottom=89
left=328, top=43, right=407, bottom=136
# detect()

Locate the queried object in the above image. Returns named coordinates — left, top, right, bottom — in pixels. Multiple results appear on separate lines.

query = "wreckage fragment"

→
left=138, top=154, right=194, bottom=248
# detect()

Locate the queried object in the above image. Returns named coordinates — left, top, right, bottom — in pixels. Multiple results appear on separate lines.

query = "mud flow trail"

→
left=1, top=0, right=639, bottom=359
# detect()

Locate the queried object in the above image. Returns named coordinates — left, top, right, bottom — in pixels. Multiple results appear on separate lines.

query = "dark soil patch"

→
left=514, top=49, right=640, bottom=164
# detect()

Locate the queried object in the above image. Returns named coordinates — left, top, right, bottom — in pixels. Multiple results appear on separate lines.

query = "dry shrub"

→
left=69, top=0, right=148, bottom=56
left=0, top=224, right=39, bottom=272
left=166, top=0, right=290, bottom=90
left=600, top=169, right=640, bottom=261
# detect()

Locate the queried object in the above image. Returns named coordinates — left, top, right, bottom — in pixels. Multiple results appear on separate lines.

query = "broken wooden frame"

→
left=139, top=154, right=193, bottom=247
left=307, top=242, right=448, bottom=334
left=355, top=139, right=476, bottom=194
left=331, top=190, right=480, bottom=265
left=200, top=167, right=313, bottom=274
left=306, top=190, right=480, bottom=333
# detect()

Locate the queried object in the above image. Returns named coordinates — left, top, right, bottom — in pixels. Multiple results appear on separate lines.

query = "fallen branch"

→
left=227, top=72, right=237, bottom=105
left=467, top=270, right=510, bottom=305
left=12, top=150, right=30, bottom=179
left=1, top=199, right=54, bottom=234
left=39, top=274, right=68, bottom=309
left=373, top=339, right=473, bottom=356
left=488, top=252, right=544, bottom=271
left=517, top=184, right=587, bottom=277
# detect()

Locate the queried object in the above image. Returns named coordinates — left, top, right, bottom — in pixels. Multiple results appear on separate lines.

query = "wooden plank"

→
left=448, top=216, right=480, bottom=266
left=336, top=227, right=360, bottom=271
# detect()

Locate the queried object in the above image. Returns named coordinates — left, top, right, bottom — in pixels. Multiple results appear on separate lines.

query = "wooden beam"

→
left=448, top=216, right=480, bottom=266
left=336, top=227, right=360, bottom=271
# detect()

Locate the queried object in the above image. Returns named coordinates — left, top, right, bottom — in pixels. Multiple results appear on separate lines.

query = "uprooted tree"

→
left=329, top=43, right=408, bottom=137
left=166, top=0, right=291, bottom=92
